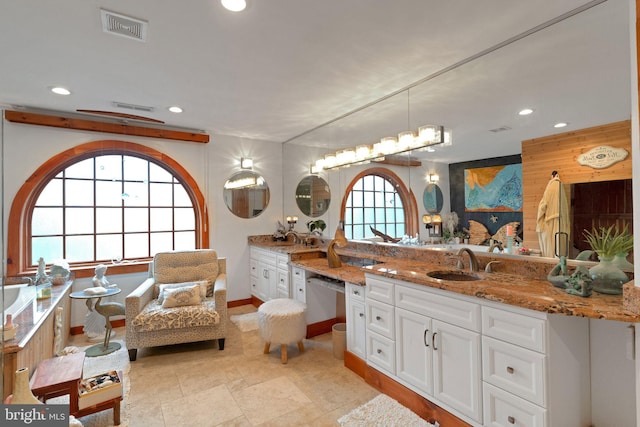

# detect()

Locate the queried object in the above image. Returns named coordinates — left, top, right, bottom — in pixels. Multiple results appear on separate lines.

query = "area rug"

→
left=230, top=311, right=259, bottom=332
left=338, top=394, right=437, bottom=427
left=51, top=340, right=131, bottom=427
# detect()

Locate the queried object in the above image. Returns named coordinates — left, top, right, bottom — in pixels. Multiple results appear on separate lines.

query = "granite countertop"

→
left=252, top=238, right=640, bottom=322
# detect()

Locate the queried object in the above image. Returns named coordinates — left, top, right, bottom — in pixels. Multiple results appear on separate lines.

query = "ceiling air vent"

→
left=489, top=126, right=512, bottom=133
left=112, top=101, right=154, bottom=113
left=101, top=9, right=148, bottom=42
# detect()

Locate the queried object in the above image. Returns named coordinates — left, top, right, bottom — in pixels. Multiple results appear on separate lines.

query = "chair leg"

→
left=281, top=344, right=287, bottom=364
left=263, top=342, right=271, bottom=354
left=128, top=349, right=137, bottom=361
left=218, top=338, right=225, bottom=350
left=297, top=341, right=305, bottom=353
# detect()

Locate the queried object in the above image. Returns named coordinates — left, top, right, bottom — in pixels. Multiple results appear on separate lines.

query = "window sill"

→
left=14, top=261, right=151, bottom=280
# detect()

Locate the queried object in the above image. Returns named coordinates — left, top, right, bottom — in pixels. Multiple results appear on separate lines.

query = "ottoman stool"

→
left=258, top=298, right=307, bottom=364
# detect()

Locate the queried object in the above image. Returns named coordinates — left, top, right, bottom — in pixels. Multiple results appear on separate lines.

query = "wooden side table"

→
left=30, top=352, right=85, bottom=414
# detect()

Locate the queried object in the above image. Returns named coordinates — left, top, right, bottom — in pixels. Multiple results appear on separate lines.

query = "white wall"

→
left=1, top=120, right=284, bottom=326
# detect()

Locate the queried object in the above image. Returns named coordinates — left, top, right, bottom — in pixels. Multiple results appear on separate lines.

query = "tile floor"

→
left=70, top=305, right=378, bottom=426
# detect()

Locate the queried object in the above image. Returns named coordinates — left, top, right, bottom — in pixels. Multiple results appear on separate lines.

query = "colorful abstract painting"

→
left=464, top=164, right=522, bottom=212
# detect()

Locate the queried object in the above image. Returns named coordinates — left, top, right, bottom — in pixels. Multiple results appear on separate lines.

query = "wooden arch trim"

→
left=6, top=140, right=209, bottom=278
left=339, top=167, right=418, bottom=238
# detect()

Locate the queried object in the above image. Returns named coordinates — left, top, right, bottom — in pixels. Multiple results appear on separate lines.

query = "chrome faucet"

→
left=455, top=247, right=479, bottom=272
left=285, top=230, right=301, bottom=244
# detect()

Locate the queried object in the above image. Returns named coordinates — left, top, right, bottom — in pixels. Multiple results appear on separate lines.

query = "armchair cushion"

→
left=132, top=298, right=220, bottom=332
left=158, top=280, right=208, bottom=303
left=153, top=250, right=219, bottom=297
left=161, top=284, right=202, bottom=308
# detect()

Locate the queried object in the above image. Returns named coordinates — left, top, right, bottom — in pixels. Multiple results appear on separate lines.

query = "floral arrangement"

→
left=583, top=224, right=633, bottom=259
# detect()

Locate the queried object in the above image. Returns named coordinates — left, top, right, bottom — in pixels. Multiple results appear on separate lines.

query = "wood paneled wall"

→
left=521, top=120, right=632, bottom=250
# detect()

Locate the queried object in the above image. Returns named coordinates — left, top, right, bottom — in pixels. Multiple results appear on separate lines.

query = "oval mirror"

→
left=295, top=175, right=331, bottom=217
left=223, top=171, right=270, bottom=218
left=423, top=184, right=443, bottom=213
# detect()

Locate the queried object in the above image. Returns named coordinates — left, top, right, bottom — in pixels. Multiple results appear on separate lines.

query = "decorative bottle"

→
left=6, top=368, right=41, bottom=404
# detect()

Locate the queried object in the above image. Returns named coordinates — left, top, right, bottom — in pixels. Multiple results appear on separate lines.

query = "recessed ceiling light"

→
left=221, top=0, right=246, bottom=12
left=554, top=122, right=568, bottom=128
left=50, top=87, right=71, bottom=96
left=518, top=108, right=534, bottom=116
left=168, top=106, right=183, bottom=113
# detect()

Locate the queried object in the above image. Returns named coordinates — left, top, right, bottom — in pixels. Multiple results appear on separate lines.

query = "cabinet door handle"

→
left=506, top=366, right=514, bottom=374
left=507, top=416, right=515, bottom=424
left=359, top=312, right=364, bottom=318
left=424, top=329, right=430, bottom=347
left=432, top=332, right=438, bottom=351
left=375, top=316, right=382, bottom=321
left=377, top=349, right=382, bottom=354
left=298, top=288, right=303, bottom=292
left=354, top=290, right=360, bottom=296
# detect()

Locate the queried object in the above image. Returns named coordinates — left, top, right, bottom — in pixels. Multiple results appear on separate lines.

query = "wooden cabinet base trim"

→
left=345, top=354, right=472, bottom=427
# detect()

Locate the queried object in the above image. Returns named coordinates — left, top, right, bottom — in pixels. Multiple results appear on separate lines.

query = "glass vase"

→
left=589, top=256, right=629, bottom=295
left=612, top=252, right=634, bottom=272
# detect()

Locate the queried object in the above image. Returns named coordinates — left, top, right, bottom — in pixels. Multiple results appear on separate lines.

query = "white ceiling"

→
left=0, top=0, right=631, bottom=164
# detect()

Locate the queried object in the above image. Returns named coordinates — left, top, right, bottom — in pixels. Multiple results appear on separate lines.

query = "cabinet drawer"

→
left=367, top=299, right=395, bottom=339
left=483, top=383, right=546, bottom=427
left=482, top=306, right=546, bottom=353
left=396, top=283, right=480, bottom=332
left=367, top=331, right=395, bottom=375
left=346, top=282, right=365, bottom=302
left=292, top=267, right=305, bottom=281
left=366, top=276, right=394, bottom=304
left=482, top=337, right=546, bottom=406
left=276, top=255, right=289, bottom=270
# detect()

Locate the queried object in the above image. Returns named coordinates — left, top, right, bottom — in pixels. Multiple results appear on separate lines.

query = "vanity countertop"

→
left=289, top=252, right=640, bottom=323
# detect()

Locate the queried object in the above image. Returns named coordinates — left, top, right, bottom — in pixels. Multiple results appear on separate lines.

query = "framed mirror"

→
left=423, top=184, right=443, bottom=214
left=223, top=171, right=270, bottom=218
left=295, top=175, right=331, bottom=217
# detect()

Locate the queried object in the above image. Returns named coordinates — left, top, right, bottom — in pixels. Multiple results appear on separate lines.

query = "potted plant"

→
left=583, top=225, right=632, bottom=294
left=306, top=219, right=326, bottom=235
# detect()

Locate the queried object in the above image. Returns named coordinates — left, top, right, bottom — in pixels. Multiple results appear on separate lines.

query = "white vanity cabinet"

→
left=292, top=266, right=306, bottom=304
left=366, top=277, right=396, bottom=375
left=481, top=304, right=590, bottom=427
left=394, top=279, right=482, bottom=424
left=250, top=247, right=289, bottom=301
left=345, top=282, right=366, bottom=359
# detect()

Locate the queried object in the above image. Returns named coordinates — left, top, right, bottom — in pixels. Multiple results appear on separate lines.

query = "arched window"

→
left=340, top=168, right=418, bottom=240
left=7, top=140, right=208, bottom=278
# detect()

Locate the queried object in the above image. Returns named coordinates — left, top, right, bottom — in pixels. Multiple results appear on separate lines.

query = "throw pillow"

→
left=157, top=280, right=208, bottom=303
left=161, top=284, right=202, bottom=308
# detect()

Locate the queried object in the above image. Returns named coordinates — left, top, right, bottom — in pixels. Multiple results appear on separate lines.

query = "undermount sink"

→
left=427, top=270, right=482, bottom=281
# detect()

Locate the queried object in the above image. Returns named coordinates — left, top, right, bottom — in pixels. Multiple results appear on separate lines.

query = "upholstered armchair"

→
left=125, top=249, right=227, bottom=361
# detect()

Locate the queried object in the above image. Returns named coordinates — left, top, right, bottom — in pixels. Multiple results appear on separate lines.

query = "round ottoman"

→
left=258, top=298, right=307, bottom=364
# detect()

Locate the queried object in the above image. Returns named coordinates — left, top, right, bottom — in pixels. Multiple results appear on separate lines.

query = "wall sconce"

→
left=431, top=214, right=442, bottom=237
left=422, top=214, right=433, bottom=231
left=241, top=157, right=253, bottom=169
left=427, top=173, right=440, bottom=183
left=286, top=215, right=298, bottom=231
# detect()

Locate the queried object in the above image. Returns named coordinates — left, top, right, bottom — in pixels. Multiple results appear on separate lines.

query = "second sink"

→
left=427, top=270, right=482, bottom=281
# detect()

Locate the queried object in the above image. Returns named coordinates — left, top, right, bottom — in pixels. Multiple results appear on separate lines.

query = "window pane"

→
left=32, top=207, right=63, bottom=235
left=353, top=208, right=363, bottom=225
left=174, top=231, right=195, bottom=250
left=96, top=208, right=122, bottom=233
left=36, top=180, right=63, bottom=206
left=66, top=235, right=94, bottom=262
left=150, top=183, right=173, bottom=206
left=363, top=175, right=375, bottom=191
left=150, top=232, right=173, bottom=253
left=123, top=156, right=148, bottom=182
left=384, top=179, right=395, bottom=192
left=65, top=208, right=94, bottom=234
left=375, top=207, right=385, bottom=223
left=149, top=163, right=173, bottom=182
left=96, top=155, right=122, bottom=181
left=353, top=224, right=364, bottom=239
left=96, top=234, right=123, bottom=262
left=124, top=208, right=148, bottom=232
left=353, top=179, right=363, bottom=191
left=150, top=208, right=172, bottom=232
left=364, top=208, right=375, bottom=224
left=65, top=158, right=94, bottom=179
left=363, top=191, right=374, bottom=207
left=174, top=185, right=191, bottom=207
left=174, top=208, right=195, bottom=230
left=345, top=191, right=353, bottom=208
left=65, top=180, right=94, bottom=206
left=123, top=182, right=148, bottom=206
left=352, top=191, right=363, bottom=207
left=125, top=233, right=149, bottom=258
left=396, top=224, right=405, bottom=236
left=385, top=208, right=396, bottom=222
left=396, top=208, right=405, bottom=222
left=96, top=181, right=124, bottom=206
left=31, top=237, right=63, bottom=265
left=344, top=209, right=352, bottom=224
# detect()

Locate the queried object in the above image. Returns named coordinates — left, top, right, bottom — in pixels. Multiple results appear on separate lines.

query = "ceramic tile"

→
left=162, top=384, right=243, bottom=426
